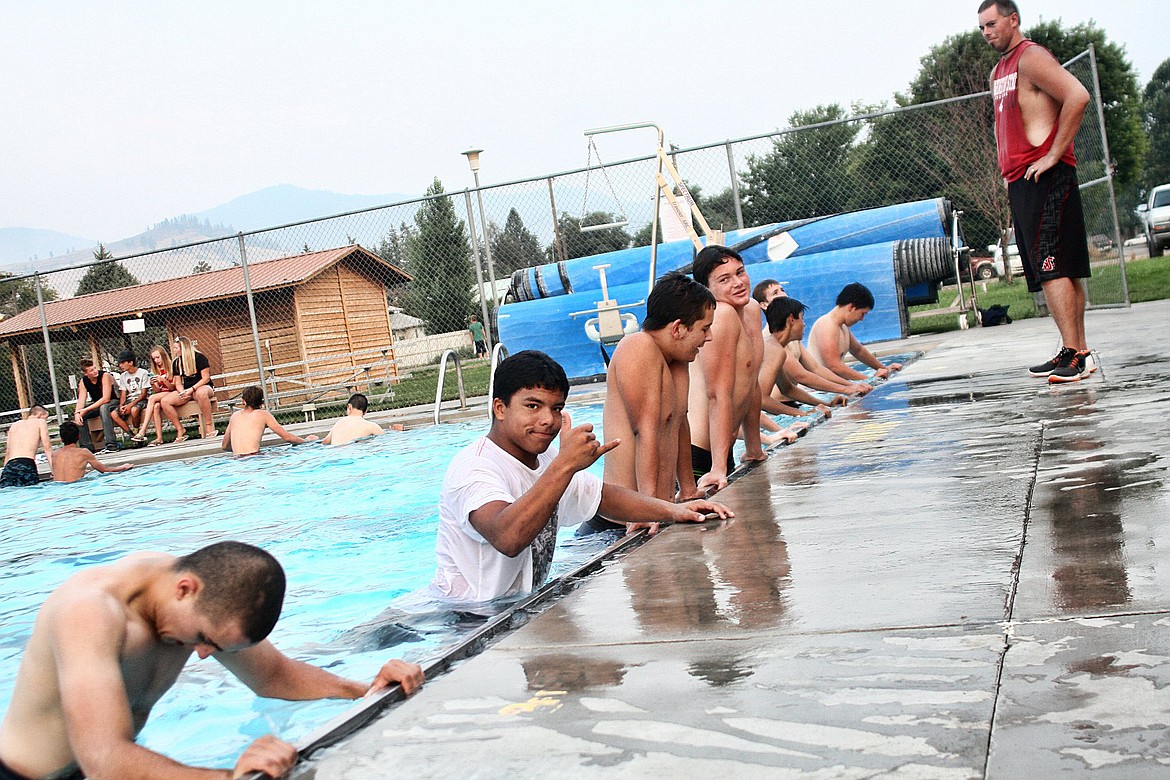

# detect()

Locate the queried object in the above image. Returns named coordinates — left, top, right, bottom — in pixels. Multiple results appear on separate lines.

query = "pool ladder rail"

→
left=432, top=343, right=509, bottom=425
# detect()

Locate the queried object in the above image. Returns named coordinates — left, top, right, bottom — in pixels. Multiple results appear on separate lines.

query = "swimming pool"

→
left=0, top=401, right=611, bottom=769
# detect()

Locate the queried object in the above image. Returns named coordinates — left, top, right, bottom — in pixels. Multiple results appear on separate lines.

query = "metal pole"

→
left=726, top=141, right=745, bottom=230
left=548, top=177, right=566, bottom=261
left=464, top=189, right=494, bottom=352
left=471, top=171, right=499, bottom=309
left=1088, top=43, right=1129, bottom=305
left=583, top=122, right=665, bottom=295
left=34, top=273, right=63, bottom=422
left=237, top=234, right=270, bottom=406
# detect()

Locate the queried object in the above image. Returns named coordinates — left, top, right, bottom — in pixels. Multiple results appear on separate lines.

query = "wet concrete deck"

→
left=297, top=300, right=1170, bottom=779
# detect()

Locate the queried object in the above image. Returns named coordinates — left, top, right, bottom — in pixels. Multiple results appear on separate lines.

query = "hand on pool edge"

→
left=366, top=659, right=425, bottom=697
left=674, top=499, right=733, bottom=524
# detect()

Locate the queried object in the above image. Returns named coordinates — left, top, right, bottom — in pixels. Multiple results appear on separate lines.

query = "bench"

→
left=174, top=398, right=220, bottom=437
left=85, top=416, right=107, bottom=449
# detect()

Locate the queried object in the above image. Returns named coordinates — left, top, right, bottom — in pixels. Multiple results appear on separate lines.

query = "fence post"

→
left=1088, top=43, right=1129, bottom=306
left=34, top=273, right=64, bottom=422
left=463, top=190, right=494, bottom=352
left=726, top=141, right=745, bottom=230
left=548, top=177, right=566, bottom=262
left=237, top=233, right=270, bottom=406
left=473, top=185, right=499, bottom=309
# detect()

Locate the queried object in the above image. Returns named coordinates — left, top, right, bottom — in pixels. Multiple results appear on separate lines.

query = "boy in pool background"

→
left=430, top=350, right=732, bottom=603
left=760, top=297, right=847, bottom=420
left=585, top=272, right=715, bottom=536
left=0, top=405, right=52, bottom=488
left=322, top=393, right=401, bottom=445
left=687, top=246, right=767, bottom=493
left=808, top=282, right=903, bottom=383
left=51, top=420, right=133, bottom=483
left=752, top=279, right=872, bottom=398
left=110, top=350, right=151, bottom=441
left=0, top=541, right=424, bottom=780
left=222, top=386, right=318, bottom=456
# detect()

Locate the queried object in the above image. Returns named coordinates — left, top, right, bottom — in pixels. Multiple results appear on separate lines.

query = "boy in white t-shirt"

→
left=111, top=350, right=152, bottom=440
left=430, top=350, right=733, bottom=603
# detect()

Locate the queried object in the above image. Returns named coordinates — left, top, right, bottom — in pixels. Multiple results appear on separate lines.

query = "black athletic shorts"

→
left=0, top=458, right=39, bottom=488
left=0, top=756, right=83, bottom=780
left=1008, top=162, right=1091, bottom=293
left=691, top=444, right=736, bottom=483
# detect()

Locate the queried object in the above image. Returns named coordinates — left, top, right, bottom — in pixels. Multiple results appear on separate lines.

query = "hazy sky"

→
left=3, top=1, right=1165, bottom=240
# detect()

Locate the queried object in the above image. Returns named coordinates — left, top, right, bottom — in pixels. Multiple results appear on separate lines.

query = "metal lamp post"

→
left=461, top=148, right=499, bottom=309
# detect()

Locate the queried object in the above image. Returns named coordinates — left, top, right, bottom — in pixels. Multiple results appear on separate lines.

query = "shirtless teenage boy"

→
left=322, top=393, right=395, bottom=446
left=687, top=246, right=766, bottom=493
left=588, top=273, right=714, bottom=533
left=222, top=386, right=317, bottom=456
left=760, top=297, right=847, bottom=416
left=808, top=282, right=903, bottom=382
left=0, top=541, right=424, bottom=780
left=51, top=420, right=133, bottom=483
left=0, top=405, right=52, bottom=488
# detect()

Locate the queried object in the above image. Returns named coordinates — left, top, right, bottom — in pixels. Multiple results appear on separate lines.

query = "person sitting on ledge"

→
left=429, top=350, right=732, bottom=603
left=0, top=541, right=423, bottom=780
left=222, top=386, right=317, bottom=456
left=807, top=282, right=903, bottom=383
left=51, top=420, right=133, bottom=483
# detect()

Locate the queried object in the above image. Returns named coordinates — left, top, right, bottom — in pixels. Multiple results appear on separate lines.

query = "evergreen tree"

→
left=0, top=273, right=57, bottom=318
left=75, top=244, right=140, bottom=296
left=551, top=212, right=631, bottom=260
left=490, top=209, right=543, bottom=276
left=377, top=223, right=411, bottom=268
left=192, top=260, right=212, bottom=274
left=405, top=179, right=476, bottom=334
left=1142, top=58, right=1170, bottom=189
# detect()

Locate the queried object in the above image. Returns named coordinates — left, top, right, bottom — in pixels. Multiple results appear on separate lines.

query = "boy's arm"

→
left=100, top=373, right=116, bottom=404
left=613, top=343, right=664, bottom=496
left=39, top=419, right=54, bottom=467
left=87, top=451, right=131, bottom=475
left=218, top=640, right=424, bottom=701
left=598, top=482, right=732, bottom=525
left=793, top=346, right=868, bottom=394
left=696, top=306, right=740, bottom=491
left=847, top=331, right=890, bottom=377
left=265, top=411, right=309, bottom=444
left=674, top=367, right=700, bottom=500
left=221, top=415, right=233, bottom=451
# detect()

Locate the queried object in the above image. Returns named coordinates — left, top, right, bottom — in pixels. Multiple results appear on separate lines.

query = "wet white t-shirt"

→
left=430, top=436, right=603, bottom=602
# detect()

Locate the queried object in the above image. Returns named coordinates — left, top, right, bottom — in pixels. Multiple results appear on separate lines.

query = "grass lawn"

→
left=909, top=253, right=1170, bottom=335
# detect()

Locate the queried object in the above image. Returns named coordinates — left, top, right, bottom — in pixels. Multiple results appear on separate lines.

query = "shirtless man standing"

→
left=753, top=279, right=871, bottom=398
left=322, top=393, right=395, bottom=446
left=0, top=541, right=423, bottom=780
left=586, top=272, right=714, bottom=534
left=760, top=297, right=846, bottom=416
left=978, top=0, right=1094, bottom=383
left=222, top=386, right=317, bottom=456
left=808, top=282, right=903, bottom=383
left=687, top=246, right=766, bottom=493
left=0, top=405, right=52, bottom=488
left=51, top=420, right=133, bottom=483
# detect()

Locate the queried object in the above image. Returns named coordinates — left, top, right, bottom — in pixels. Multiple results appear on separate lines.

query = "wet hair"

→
left=836, top=282, right=875, bottom=310
left=692, top=245, right=744, bottom=288
left=492, top=350, right=568, bottom=405
left=765, top=296, right=809, bottom=334
left=751, top=279, right=781, bottom=304
left=59, top=420, right=81, bottom=445
left=174, top=541, right=286, bottom=644
left=117, top=350, right=136, bottom=365
left=348, top=393, right=369, bottom=413
left=977, top=0, right=1019, bottom=18
left=79, top=358, right=95, bottom=370
left=643, top=272, right=716, bottom=330
left=241, top=386, right=263, bottom=409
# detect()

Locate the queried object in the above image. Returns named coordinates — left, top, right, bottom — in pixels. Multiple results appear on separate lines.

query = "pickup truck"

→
left=1138, top=183, right=1170, bottom=257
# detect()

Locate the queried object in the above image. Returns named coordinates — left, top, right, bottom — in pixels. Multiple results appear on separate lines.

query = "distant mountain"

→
left=0, top=227, right=97, bottom=267
left=191, top=185, right=414, bottom=232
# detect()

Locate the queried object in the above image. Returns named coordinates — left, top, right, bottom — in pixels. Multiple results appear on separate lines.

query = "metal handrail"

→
left=486, top=343, right=510, bottom=420
left=432, top=350, right=467, bottom=424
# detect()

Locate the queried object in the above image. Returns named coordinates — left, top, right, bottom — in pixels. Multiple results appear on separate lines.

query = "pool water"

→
left=0, top=402, right=609, bottom=769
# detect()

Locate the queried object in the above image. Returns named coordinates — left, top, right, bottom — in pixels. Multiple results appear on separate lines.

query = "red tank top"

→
left=992, top=40, right=1077, bottom=182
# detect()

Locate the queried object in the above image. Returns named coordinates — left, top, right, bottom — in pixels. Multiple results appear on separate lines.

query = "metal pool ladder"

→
left=433, top=350, right=467, bottom=424
left=486, top=343, right=509, bottom=420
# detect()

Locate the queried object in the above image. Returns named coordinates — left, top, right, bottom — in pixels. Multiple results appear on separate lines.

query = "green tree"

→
left=0, top=272, right=58, bottom=318
left=551, top=211, right=631, bottom=260
left=405, top=179, right=476, bottom=334
left=376, top=223, right=411, bottom=268
left=191, top=260, right=212, bottom=274
left=632, top=184, right=741, bottom=246
left=75, top=244, right=141, bottom=296
left=741, top=104, right=862, bottom=226
left=490, top=209, right=543, bottom=276
left=1142, top=58, right=1170, bottom=188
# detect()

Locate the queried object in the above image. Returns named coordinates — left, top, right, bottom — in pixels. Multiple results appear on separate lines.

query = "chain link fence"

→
left=0, top=47, right=1125, bottom=431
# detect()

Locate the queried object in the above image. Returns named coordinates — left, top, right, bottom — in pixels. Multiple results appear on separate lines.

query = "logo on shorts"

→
left=1041, top=255, right=1056, bottom=272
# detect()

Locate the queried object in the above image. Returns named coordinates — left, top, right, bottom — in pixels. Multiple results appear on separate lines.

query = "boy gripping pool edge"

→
left=0, top=541, right=424, bottom=780
left=430, top=350, right=732, bottom=603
